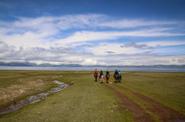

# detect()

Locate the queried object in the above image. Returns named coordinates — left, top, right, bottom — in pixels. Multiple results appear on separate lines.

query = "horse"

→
left=105, top=71, right=110, bottom=83
left=93, top=69, right=98, bottom=82
left=100, top=74, right=104, bottom=83
left=114, top=71, right=122, bottom=83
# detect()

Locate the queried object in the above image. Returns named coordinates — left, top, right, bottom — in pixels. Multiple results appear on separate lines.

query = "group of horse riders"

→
left=93, top=69, right=122, bottom=83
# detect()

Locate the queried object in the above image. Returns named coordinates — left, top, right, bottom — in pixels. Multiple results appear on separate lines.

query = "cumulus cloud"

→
left=0, top=14, right=185, bottom=65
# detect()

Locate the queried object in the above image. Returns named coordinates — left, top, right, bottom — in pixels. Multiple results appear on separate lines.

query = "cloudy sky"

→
left=0, top=0, right=185, bottom=65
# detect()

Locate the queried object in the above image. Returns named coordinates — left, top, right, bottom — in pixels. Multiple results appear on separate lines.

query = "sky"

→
left=0, top=0, right=185, bottom=65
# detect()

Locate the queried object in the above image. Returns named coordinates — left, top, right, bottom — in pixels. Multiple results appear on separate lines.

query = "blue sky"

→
left=1, top=0, right=185, bottom=19
left=0, top=0, right=185, bottom=65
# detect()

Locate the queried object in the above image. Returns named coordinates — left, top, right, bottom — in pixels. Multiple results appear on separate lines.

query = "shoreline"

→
left=0, top=66, right=185, bottom=72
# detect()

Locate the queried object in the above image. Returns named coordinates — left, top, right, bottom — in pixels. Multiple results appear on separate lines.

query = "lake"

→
left=0, top=66, right=185, bottom=72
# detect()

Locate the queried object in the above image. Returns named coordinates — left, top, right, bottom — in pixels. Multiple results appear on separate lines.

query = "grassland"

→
left=119, top=72, right=185, bottom=113
left=0, top=70, right=185, bottom=122
left=0, top=70, right=64, bottom=108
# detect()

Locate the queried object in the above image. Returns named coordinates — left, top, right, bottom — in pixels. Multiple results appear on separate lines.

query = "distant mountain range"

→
left=0, top=62, right=185, bottom=67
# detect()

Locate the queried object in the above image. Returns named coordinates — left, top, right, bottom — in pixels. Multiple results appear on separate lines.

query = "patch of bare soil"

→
left=107, top=85, right=154, bottom=122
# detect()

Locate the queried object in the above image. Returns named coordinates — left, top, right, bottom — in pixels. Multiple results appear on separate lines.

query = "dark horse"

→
left=105, top=71, right=110, bottom=83
left=114, top=70, right=122, bottom=83
left=93, top=69, right=98, bottom=82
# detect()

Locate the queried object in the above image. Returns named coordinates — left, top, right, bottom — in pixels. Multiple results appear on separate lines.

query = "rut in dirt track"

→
left=107, top=85, right=154, bottom=122
left=107, top=84, right=185, bottom=122
left=123, top=87, right=185, bottom=122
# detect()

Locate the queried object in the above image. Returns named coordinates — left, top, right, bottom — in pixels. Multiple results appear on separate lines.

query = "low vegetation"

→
left=0, top=70, right=63, bottom=108
left=0, top=70, right=185, bottom=122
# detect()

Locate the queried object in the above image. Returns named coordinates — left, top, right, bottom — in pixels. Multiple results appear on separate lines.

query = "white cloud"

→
left=0, top=42, right=185, bottom=65
left=88, top=43, right=149, bottom=55
left=82, top=58, right=97, bottom=65
left=57, top=14, right=106, bottom=30
left=1, top=14, right=184, bottom=48
left=99, top=19, right=179, bottom=29
left=0, top=14, right=185, bottom=65
left=138, top=40, right=185, bottom=47
left=55, top=29, right=184, bottom=47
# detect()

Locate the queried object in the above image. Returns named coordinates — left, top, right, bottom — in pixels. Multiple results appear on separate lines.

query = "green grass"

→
left=119, top=72, right=185, bottom=114
left=0, top=70, right=185, bottom=122
left=0, top=70, right=132, bottom=122
left=0, top=70, right=63, bottom=108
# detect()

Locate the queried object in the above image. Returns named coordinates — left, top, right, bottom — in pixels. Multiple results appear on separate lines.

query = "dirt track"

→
left=107, top=85, right=153, bottom=122
left=107, top=85, right=185, bottom=122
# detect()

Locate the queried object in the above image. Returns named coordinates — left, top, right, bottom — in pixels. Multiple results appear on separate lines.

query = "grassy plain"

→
left=0, top=70, right=185, bottom=122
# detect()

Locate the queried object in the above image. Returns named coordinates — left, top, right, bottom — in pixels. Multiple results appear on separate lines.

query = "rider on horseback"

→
left=114, top=70, right=122, bottom=83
